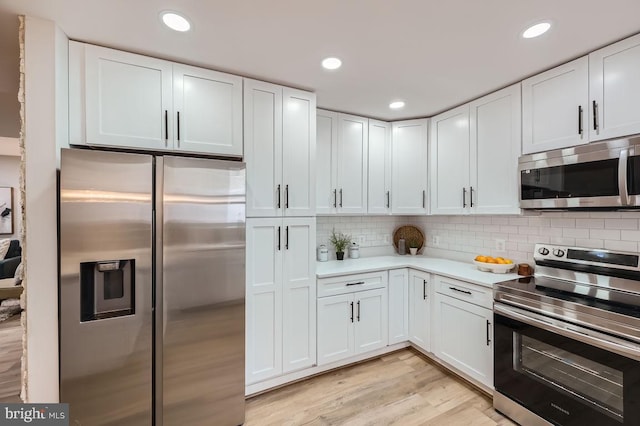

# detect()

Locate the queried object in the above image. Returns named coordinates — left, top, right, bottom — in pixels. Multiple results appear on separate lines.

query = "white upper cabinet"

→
left=430, top=105, right=470, bottom=215
left=430, top=84, right=521, bottom=215
left=172, top=64, right=242, bottom=156
left=71, top=41, right=173, bottom=151
left=367, top=119, right=392, bottom=214
left=316, top=110, right=368, bottom=215
left=522, top=56, right=589, bottom=154
left=589, top=33, right=640, bottom=142
left=245, top=80, right=315, bottom=217
left=469, top=84, right=521, bottom=215
left=391, top=119, right=429, bottom=215
left=70, top=41, right=243, bottom=156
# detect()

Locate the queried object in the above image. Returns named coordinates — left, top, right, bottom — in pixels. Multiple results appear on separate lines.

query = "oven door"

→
left=494, top=304, right=640, bottom=426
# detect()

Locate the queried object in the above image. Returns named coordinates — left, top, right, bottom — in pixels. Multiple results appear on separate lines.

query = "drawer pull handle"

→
left=346, top=281, right=365, bottom=286
left=449, top=286, right=472, bottom=295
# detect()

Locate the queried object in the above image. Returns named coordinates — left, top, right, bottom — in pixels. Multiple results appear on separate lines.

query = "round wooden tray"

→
left=393, top=225, right=425, bottom=254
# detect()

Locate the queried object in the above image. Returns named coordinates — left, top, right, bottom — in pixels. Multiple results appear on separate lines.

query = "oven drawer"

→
left=435, top=275, right=492, bottom=309
left=317, top=271, right=387, bottom=298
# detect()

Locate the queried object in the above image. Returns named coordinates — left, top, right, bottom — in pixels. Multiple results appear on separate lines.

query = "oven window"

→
left=515, top=334, right=623, bottom=419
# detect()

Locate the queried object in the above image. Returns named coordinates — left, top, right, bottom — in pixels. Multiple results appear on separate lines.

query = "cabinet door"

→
left=283, top=88, right=316, bottom=216
left=590, top=33, right=640, bottom=142
left=388, top=269, right=409, bottom=345
left=82, top=43, right=173, bottom=150
left=434, top=293, right=493, bottom=388
left=354, top=288, right=388, bottom=354
left=336, top=114, right=368, bottom=214
left=368, top=119, right=392, bottom=214
left=282, top=218, right=316, bottom=373
left=244, top=79, right=283, bottom=217
left=316, top=110, right=338, bottom=214
left=522, top=56, right=589, bottom=154
left=470, top=84, right=522, bottom=215
left=172, top=64, right=243, bottom=156
left=391, top=119, right=429, bottom=214
left=245, top=218, right=283, bottom=384
left=317, top=294, right=355, bottom=365
left=430, top=105, right=470, bottom=215
left=408, top=270, right=431, bottom=352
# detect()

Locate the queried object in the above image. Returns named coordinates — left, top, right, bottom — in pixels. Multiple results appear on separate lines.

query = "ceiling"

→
left=1, top=0, right=640, bottom=121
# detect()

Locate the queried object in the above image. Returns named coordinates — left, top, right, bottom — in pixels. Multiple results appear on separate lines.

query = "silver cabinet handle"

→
left=578, top=105, right=583, bottom=136
left=423, top=279, right=427, bottom=300
left=346, top=281, right=365, bottom=286
left=277, top=226, right=281, bottom=251
left=277, top=184, right=281, bottom=209
left=357, top=300, right=360, bottom=322
left=350, top=301, right=354, bottom=323
left=164, top=110, right=168, bottom=141
left=486, top=320, right=491, bottom=346
left=333, top=189, right=337, bottom=208
left=339, top=189, right=343, bottom=208
left=285, top=184, right=289, bottom=209
left=386, top=191, right=390, bottom=208
left=422, top=190, right=426, bottom=208
left=177, top=111, right=181, bottom=142
left=470, top=186, right=474, bottom=208
left=462, top=187, right=467, bottom=208
left=285, top=226, right=289, bottom=250
left=593, top=100, right=599, bottom=132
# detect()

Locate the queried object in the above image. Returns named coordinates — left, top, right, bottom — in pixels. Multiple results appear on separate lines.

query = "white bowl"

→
left=473, top=260, right=516, bottom=274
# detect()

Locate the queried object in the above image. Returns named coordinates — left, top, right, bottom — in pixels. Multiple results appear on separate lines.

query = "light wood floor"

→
left=246, top=349, right=516, bottom=426
left=0, top=314, right=22, bottom=403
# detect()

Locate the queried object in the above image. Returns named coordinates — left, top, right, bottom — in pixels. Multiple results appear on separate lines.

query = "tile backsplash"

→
left=317, top=211, right=640, bottom=264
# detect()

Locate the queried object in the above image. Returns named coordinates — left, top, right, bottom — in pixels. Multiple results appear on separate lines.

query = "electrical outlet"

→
left=432, top=235, right=440, bottom=246
left=495, top=239, right=506, bottom=251
left=358, top=235, right=366, bottom=244
left=383, top=234, right=390, bottom=244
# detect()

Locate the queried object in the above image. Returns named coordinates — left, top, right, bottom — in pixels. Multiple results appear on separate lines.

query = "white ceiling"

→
left=1, top=0, right=640, bottom=120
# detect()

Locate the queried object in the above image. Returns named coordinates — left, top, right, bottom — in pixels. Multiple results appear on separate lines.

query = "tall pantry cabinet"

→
left=244, top=78, right=317, bottom=386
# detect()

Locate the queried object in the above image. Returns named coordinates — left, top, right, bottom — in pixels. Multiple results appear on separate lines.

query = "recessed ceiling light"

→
left=389, top=101, right=405, bottom=109
left=522, top=22, right=551, bottom=39
left=322, top=57, right=342, bottom=70
left=161, top=11, right=191, bottom=32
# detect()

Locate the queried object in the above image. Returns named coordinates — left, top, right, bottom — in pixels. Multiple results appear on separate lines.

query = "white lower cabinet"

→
left=245, top=217, right=316, bottom=385
left=408, top=270, right=431, bottom=352
left=317, top=272, right=388, bottom=365
left=388, top=268, right=409, bottom=345
left=433, top=275, right=493, bottom=388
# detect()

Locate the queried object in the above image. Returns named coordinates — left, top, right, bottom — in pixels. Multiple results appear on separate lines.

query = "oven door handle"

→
left=494, top=303, right=640, bottom=362
left=618, top=148, right=629, bottom=206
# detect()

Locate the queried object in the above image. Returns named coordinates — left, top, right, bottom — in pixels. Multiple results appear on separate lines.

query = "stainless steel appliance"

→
left=519, top=135, right=640, bottom=209
left=493, top=244, right=640, bottom=426
left=59, top=148, right=246, bottom=425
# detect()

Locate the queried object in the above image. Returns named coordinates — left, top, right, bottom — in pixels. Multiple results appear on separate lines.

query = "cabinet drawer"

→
left=435, top=275, right=492, bottom=309
left=317, top=271, right=387, bottom=298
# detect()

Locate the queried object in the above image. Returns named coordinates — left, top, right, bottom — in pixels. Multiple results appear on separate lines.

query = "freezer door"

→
left=159, top=156, right=246, bottom=425
left=59, top=148, right=153, bottom=425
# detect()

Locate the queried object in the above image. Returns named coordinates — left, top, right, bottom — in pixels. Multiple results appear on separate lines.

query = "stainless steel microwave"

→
left=519, top=136, right=640, bottom=209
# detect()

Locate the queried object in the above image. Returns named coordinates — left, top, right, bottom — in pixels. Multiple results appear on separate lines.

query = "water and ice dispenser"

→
left=80, top=260, right=135, bottom=321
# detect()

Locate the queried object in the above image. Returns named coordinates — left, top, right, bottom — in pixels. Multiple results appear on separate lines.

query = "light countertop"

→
left=316, top=255, right=522, bottom=288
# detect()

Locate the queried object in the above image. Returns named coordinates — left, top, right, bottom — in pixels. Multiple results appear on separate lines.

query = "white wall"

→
left=24, top=15, right=67, bottom=403
left=0, top=154, right=21, bottom=239
left=318, top=211, right=640, bottom=265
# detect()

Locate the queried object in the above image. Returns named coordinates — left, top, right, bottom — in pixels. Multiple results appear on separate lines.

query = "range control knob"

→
left=538, top=247, right=549, bottom=255
left=553, top=249, right=565, bottom=257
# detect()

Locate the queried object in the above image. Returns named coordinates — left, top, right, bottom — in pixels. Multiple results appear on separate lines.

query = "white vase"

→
left=409, top=247, right=418, bottom=255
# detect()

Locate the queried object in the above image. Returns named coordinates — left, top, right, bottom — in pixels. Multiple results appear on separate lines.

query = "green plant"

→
left=329, top=229, right=351, bottom=253
left=408, top=237, right=420, bottom=249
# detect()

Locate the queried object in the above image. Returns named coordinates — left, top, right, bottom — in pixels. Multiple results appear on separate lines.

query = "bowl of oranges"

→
left=473, top=255, right=515, bottom=273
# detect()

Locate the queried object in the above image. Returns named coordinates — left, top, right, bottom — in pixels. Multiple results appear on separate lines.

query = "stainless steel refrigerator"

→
left=59, top=148, right=246, bottom=425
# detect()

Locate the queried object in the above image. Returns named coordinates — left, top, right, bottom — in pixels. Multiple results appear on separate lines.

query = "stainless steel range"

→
left=493, top=244, right=640, bottom=426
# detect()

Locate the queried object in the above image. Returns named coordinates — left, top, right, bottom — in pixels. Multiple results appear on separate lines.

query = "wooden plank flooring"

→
left=0, top=314, right=22, bottom=403
left=246, top=349, right=516, bottom=426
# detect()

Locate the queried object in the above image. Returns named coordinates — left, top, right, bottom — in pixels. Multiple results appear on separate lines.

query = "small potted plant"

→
left=329, top=229, right=351, bottom=260
left=408, top=238, right=420, bottom=255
